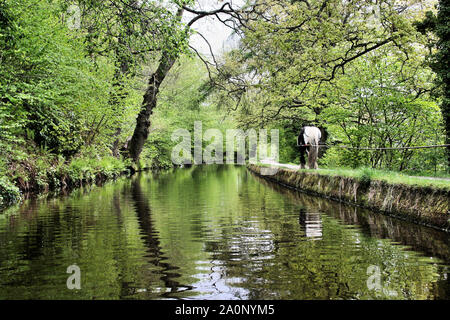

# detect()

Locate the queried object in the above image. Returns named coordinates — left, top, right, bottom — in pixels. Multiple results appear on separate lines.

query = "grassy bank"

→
left=305, top=168, right=450, bottom=190
left=0, top=154, right=132, bottom=209
left=259, top=163, right=450, bottom=190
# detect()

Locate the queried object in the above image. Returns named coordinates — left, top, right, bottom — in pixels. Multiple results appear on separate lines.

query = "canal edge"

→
left=246, top=164, right=450, bottom=233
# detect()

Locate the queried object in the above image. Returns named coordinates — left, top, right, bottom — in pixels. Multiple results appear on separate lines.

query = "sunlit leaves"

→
left=215, top=0, right=436, bottom=127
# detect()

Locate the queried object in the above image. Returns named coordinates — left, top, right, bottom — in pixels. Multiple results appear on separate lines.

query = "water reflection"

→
left=299, top=209, right=323, bottom=240
left=0, top=165, right=448, bottom=300
left=253, top=174, right=450, bottom=265
left=130, top=176, right=192, bottom=298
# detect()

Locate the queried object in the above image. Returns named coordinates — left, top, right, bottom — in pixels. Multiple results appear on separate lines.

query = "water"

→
left=0, top=165, right=449, bottom=300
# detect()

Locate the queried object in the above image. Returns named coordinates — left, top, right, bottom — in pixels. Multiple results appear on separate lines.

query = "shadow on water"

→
left=129, top=175, right=193, bottom=298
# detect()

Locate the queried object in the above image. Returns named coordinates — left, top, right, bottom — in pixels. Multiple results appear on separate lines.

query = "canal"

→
left=0, top=165, right=448, bottom=299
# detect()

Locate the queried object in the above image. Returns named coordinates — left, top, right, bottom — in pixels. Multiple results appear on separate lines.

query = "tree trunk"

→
left=127, top=8, right=185, bottom=163
left=127, top=54, right=177, bottom=162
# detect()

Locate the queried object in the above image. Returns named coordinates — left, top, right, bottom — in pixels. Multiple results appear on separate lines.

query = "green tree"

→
left=126, top=1, right=250, bottom=163
left=415, top=0, right=450, bottom=170
left=214, top=0, right=426, bottom=124
left=211, top=0, right=443, bottom=170
left=321, top=53, right=444, bottom=171
left=0, top=0, right=112, bottom=157
left=141, top=56, right=233, bottom=169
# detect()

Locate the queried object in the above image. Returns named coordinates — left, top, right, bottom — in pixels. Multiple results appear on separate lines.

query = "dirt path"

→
left=413, top=176, right=450, bottom=181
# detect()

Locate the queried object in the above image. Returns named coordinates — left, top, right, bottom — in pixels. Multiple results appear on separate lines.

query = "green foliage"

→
left=0, top=0, right=448, bottom=206
left=62, top=0, right=191, bottom=66
left=359, top=167, right=374, bottom=187
left=274, top=124, right=299, bottom=164
left=0, top=0, right=151, bottom=203
left=214, top=0, right=429, bottom=125
left=320, top=53, right=444, bottom=172
left=142, top=56, right=234, bottom=169
left=0, top=0, right=214, bottom=205
left=414, top=1, right=450, bottom=170
left=66, top=156, right=127, bottom=182
left=212, top=0, right=445, bottom=173
left=0, top=176, right=21, bottom=207
left=429, top=1, right=450, bottom=96
left=1, top=0, right=111, bottom=156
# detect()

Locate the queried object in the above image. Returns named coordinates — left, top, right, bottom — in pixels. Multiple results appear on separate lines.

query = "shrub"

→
left=0, top=176, right=21, bottom=207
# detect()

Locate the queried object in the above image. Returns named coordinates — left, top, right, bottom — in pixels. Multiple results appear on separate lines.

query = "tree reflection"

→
left=0, top=166, right=448, bottom=299
left=130, top=175, right=192, bottom=297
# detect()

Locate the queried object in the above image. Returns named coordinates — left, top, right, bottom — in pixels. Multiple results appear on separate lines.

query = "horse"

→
left=297, top=126, right=322, bottom=169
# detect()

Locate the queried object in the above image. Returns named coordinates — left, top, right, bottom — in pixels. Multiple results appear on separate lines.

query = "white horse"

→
left=297, top=126, right=321, bottom=169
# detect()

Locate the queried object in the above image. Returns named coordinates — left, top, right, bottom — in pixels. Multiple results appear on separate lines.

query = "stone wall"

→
left=247, top=164, right=450, bottom=232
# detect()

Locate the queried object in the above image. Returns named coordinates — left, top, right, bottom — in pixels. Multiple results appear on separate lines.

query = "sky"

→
left=183, top=0, right=244, bottom=58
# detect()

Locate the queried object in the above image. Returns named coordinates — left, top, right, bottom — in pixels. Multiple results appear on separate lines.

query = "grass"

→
left=254, top=162, right=450, bottom=190
left=307, top=168, right=450, bottom=190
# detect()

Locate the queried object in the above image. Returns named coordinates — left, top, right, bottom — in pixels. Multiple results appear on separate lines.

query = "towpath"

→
left=258, top=159, right=450, bottom=182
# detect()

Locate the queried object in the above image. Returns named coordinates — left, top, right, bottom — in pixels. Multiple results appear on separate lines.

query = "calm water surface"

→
left=0, top=165, right=449, bottom=299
